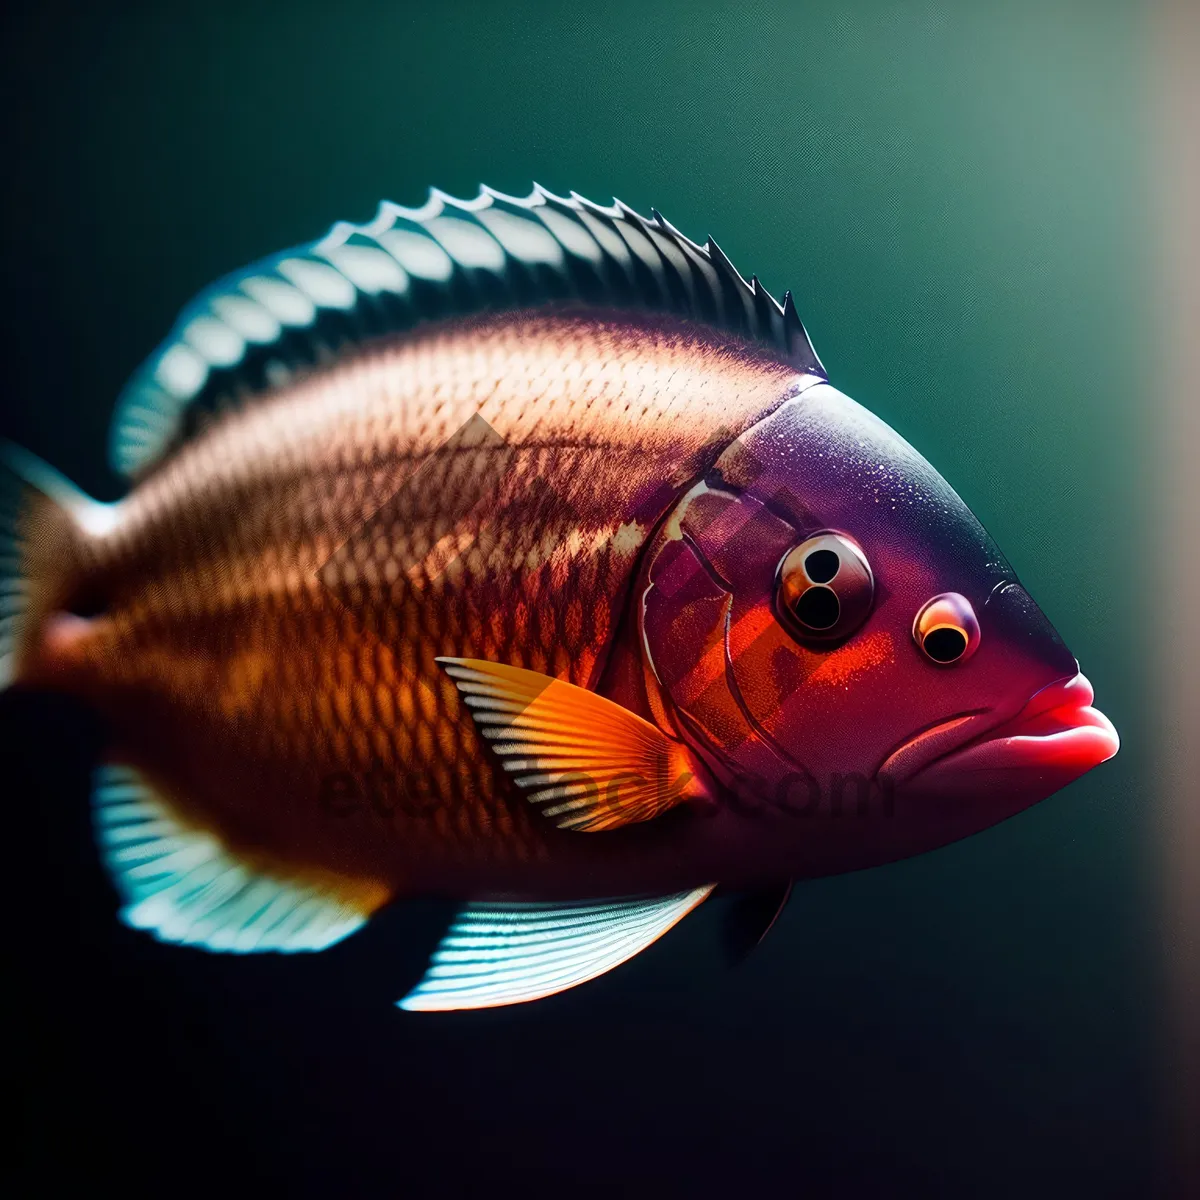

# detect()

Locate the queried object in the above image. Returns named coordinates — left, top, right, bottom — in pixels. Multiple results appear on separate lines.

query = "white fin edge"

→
left=110, top=184, right=825, bottom=479
left=398, top=886, right=715, bottom=1011
left=93, top=765, right=383, bottom=953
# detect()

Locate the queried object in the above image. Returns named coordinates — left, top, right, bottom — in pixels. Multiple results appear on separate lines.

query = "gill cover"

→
left=640, top=476, right=809, bottom=788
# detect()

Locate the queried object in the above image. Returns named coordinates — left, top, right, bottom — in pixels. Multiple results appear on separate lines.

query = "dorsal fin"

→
left=110, top=185, right=826, bottom=478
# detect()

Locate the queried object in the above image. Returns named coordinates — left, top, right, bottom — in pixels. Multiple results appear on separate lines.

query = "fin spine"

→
left=110, top=185, right=827, bottom=478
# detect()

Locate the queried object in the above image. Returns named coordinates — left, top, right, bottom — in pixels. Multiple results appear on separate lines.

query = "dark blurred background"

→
left=3, top=1, right=1176, bottom=1196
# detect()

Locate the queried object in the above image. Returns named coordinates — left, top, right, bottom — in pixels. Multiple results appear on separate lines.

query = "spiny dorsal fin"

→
left=110, top=185, right=826, bottom=478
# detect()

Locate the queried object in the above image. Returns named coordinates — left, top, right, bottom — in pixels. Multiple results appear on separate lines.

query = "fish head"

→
left=640, top=382, right=1118, bottom=859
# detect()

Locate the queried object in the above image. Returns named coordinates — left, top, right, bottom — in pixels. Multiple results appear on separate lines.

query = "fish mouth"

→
left=881, top=672, right=1119, bottom=788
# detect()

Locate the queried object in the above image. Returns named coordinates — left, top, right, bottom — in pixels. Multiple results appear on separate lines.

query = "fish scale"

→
left=40, top=313, right=801, bottom=891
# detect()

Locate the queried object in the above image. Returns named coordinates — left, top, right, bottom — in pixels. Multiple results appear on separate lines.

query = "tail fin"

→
left=0, top=443, right=115, bottom=688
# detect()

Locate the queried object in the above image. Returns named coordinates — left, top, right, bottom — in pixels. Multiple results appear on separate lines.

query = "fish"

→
left=0, top=185, right=1119, bottom=1011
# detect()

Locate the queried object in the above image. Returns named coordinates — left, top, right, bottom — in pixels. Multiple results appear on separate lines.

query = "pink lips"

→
left=939, top=672, right=1119, bottom=774
left=880, top=672, right=1119, bottom=787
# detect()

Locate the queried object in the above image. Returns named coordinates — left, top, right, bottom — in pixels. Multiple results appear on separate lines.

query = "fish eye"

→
left=777, top=531, right=874, bottom=644
left=913, top=593, right=980, bottom=664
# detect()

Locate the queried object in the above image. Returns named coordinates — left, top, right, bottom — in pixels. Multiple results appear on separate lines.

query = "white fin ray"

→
left=0, top=442, right=117, bottom=688
left=398, top=886, right=714, bottom=1011
left=110, top=185, right=825, bottom=479
left=92, top=765, right=382, bottom=954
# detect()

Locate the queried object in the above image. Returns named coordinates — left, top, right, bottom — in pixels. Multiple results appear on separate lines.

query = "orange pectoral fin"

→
left=437, top=657, right=705, bottom=831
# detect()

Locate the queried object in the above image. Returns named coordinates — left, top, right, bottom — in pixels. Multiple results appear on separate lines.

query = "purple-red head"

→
left=640, top=383, right=1117, bottom=870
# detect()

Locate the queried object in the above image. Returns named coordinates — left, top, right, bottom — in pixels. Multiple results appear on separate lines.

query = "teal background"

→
left=3, top=1, right=1158, bottom=1195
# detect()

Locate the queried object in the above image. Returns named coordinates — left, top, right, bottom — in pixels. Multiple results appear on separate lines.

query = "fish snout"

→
left=984, top=581, right=1080, bottom=682
left=883, top=583, right=1119, bottom=814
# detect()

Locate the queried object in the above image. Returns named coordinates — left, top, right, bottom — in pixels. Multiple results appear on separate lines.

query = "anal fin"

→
left=93, top=765, right=389, bottom=953
left=399, top=886, right=715, bottom=1011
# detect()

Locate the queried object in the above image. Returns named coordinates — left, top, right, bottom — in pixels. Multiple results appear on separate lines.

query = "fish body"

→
left=35, top=311, right=806, bottom=898
left=1, top=187, right=1118, bottom=1007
